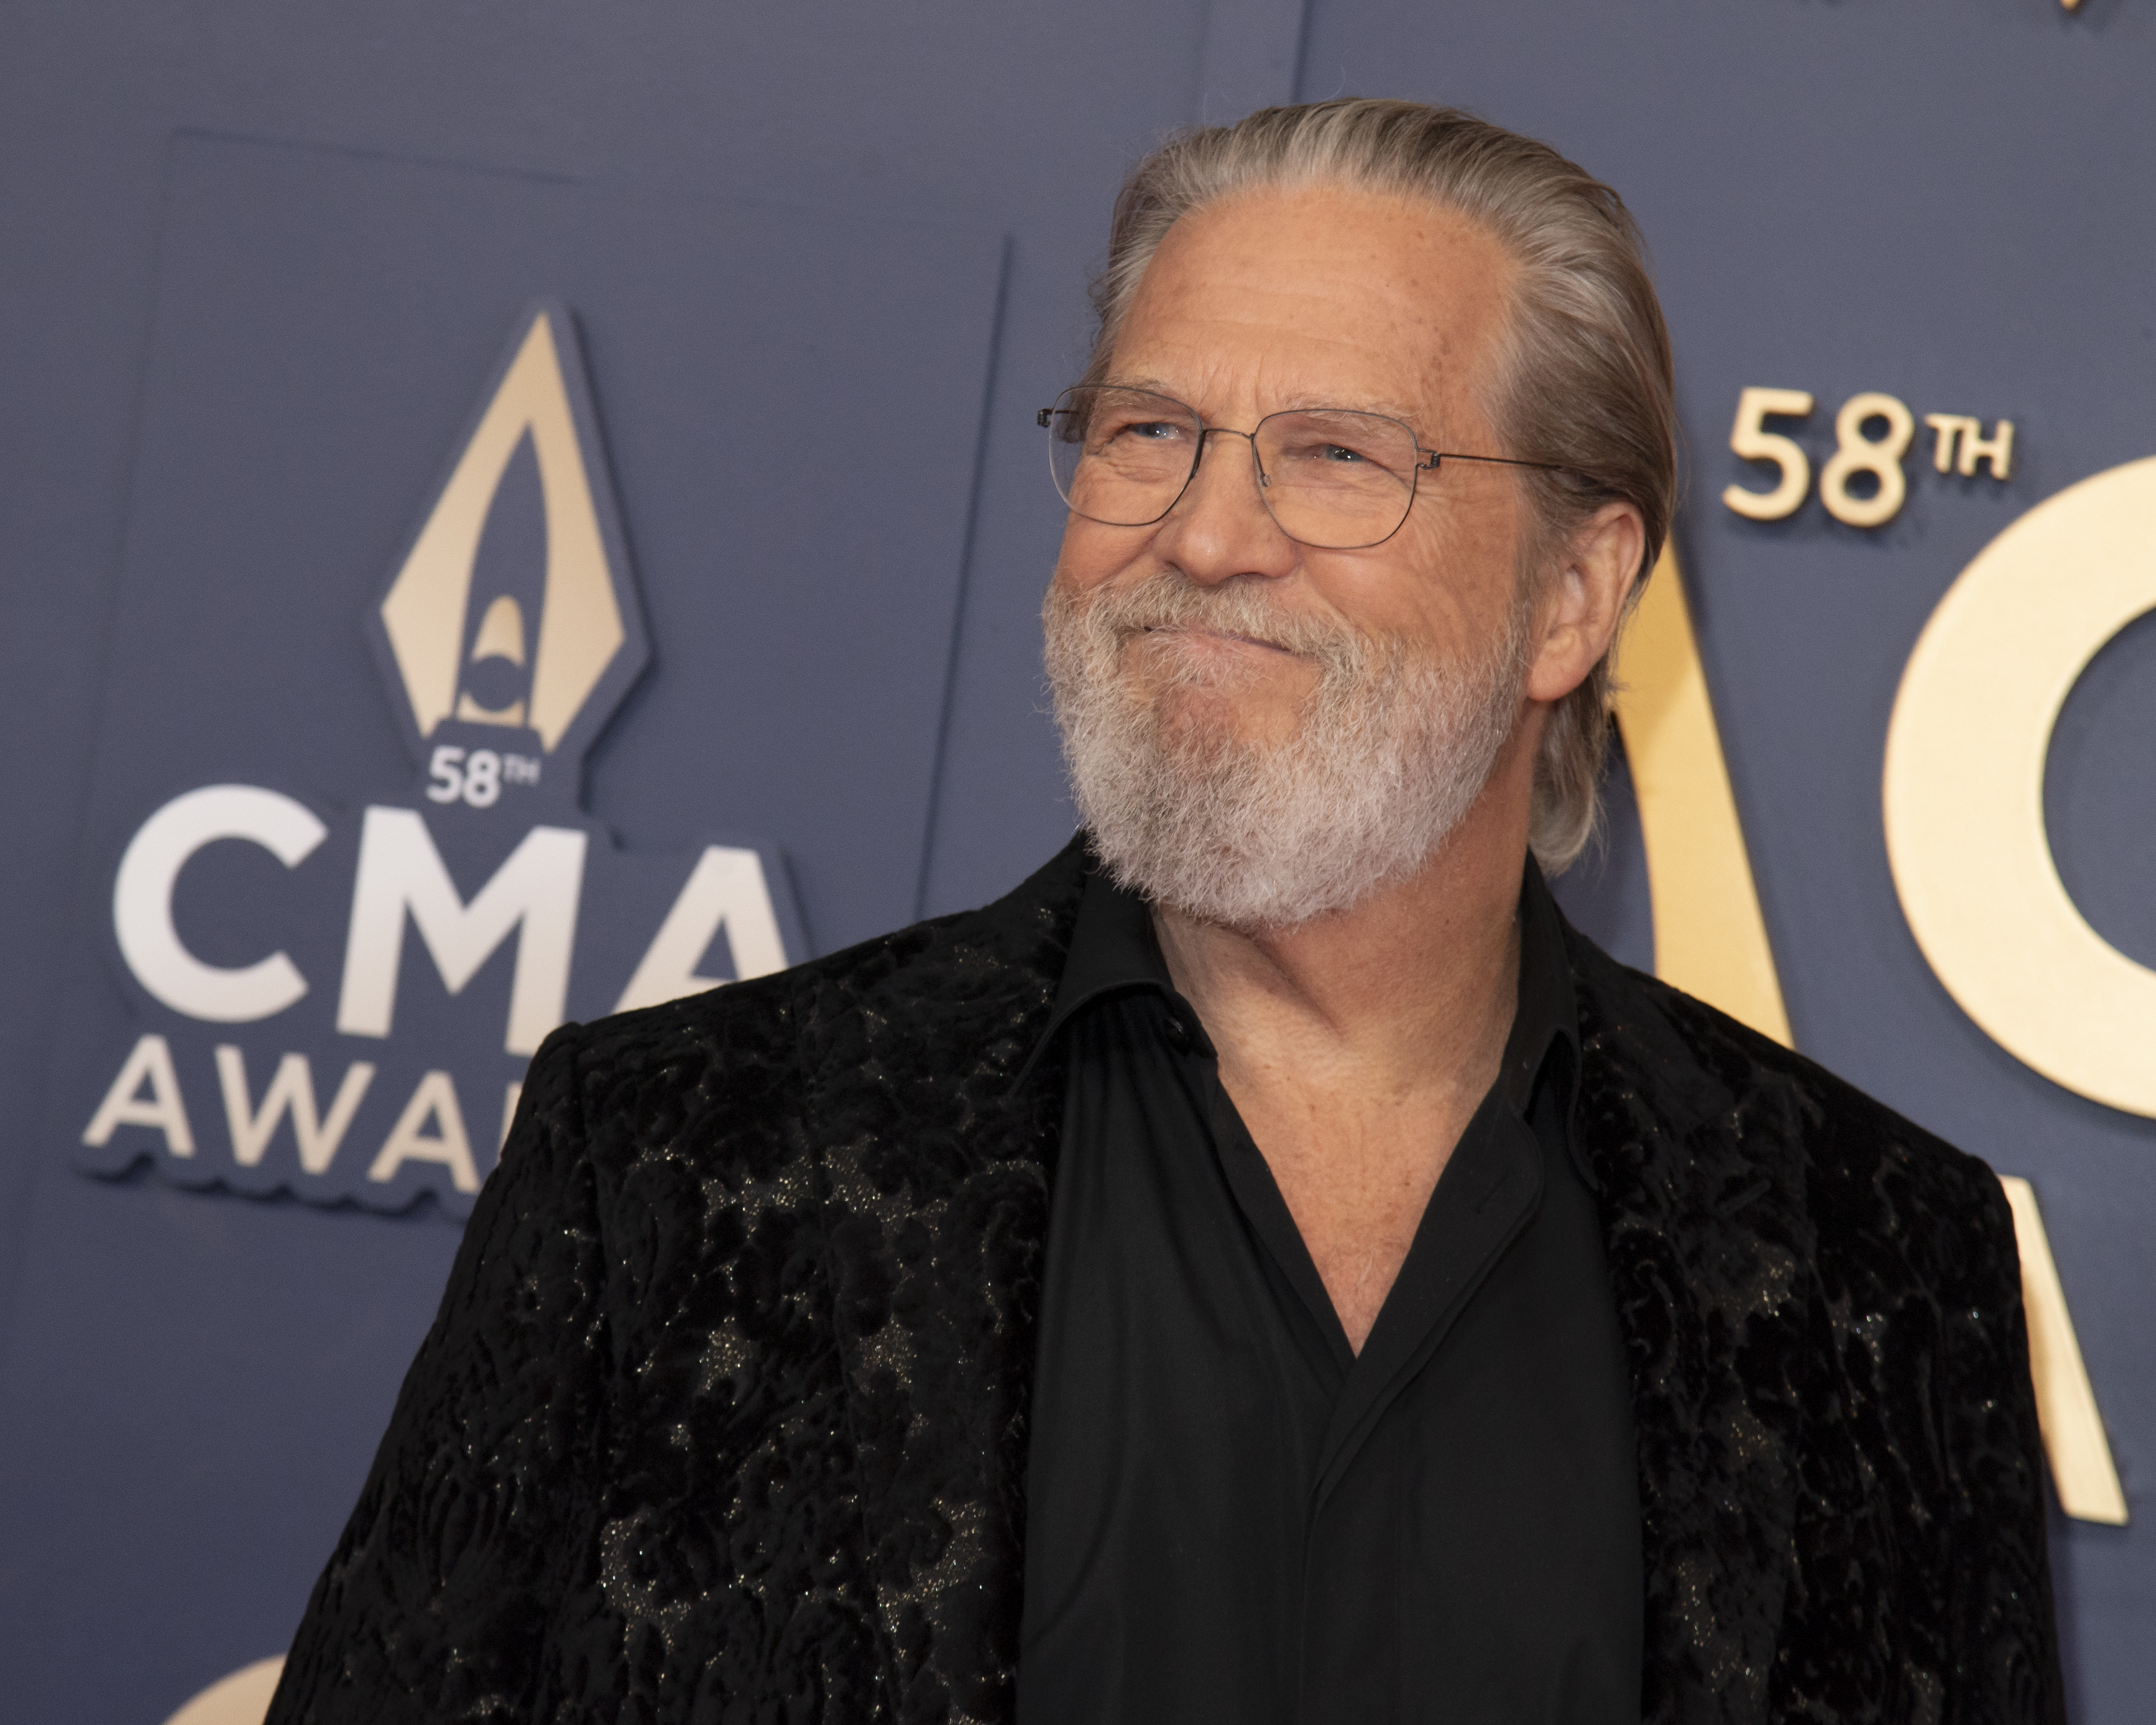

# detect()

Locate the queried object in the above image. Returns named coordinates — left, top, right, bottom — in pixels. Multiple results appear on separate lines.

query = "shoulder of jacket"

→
left=532, top=833, right=1089, bottom=1114
left=1563, top=919, right=2004, bottom=1234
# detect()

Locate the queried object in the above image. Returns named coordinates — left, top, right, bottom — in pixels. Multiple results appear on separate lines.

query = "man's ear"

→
left=1524, top=502, right=1646, bottom=705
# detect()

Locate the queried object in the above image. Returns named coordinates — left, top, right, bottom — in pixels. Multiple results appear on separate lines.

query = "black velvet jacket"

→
left=271, top=837, right=2063, bottom=1725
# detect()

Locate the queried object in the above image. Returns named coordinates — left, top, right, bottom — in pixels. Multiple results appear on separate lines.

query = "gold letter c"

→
left=1884, top=455, right=2156, bottom=1120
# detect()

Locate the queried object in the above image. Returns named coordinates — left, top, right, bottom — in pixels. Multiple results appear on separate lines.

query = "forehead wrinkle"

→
left=1095, top=372, right=1186, bottom=398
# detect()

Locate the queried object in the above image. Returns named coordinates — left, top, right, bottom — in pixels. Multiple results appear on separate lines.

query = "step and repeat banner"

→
left=0, top=2, right=2149, bottom=1720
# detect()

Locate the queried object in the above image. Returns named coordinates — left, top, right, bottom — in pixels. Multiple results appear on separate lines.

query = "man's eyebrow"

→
left=1098, top=377, right=1432, bottom=431
left=1280, top=392, right=1425, bottom=425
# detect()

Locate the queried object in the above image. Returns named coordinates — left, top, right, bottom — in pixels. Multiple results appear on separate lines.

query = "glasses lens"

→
left=1254, top=410, right=1420, bottom=548
left=1046, top=387, right=1202, bottom=526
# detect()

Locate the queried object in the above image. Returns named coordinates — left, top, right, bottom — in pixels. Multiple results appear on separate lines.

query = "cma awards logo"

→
left=74, top=303, right=803, bottom=1216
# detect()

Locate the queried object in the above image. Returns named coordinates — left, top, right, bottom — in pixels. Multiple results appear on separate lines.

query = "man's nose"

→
left=1151, top=428, right=1299, bottom=586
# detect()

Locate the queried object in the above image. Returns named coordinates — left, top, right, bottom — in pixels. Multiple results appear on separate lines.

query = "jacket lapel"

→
left=797, top=838, right=1086, bottom=1724
left=1568, top=927, right=1813, bottom=1725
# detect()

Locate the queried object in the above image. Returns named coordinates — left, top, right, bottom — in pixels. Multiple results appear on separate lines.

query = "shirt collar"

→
left=1022, top=852, right=1185, bottom=1080
left=1023, top=848, right=1585, bottom=1184
left=1507, top=854, right=1589, bottom=1187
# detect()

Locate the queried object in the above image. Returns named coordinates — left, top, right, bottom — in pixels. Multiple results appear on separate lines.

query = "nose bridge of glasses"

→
left=1187, top=421, right=1275, bottom=503
left=1173, top=423, right=1268, bottom=522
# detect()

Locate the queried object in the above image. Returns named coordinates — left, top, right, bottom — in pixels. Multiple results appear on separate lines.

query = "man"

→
left=271, top=101, right=2061, bottom=1724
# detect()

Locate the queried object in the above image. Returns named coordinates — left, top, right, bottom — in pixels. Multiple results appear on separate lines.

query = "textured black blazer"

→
left=272, top=837, right=2063, bottom=1725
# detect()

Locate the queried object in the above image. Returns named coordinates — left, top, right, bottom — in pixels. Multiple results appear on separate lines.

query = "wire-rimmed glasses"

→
left=1038, top=384, right=1566, bottom=551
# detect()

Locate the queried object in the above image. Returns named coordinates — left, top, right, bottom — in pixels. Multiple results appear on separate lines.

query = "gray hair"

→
left=1083, top=98, right=1677, bottom=871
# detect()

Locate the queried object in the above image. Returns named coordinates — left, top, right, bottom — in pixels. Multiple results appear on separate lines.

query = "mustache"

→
left=1064, top=570, right=1376, bottom=678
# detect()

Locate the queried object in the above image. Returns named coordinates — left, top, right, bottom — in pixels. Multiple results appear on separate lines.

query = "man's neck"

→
left=1149, top=805, right=1527, bottom=1109
left=1147, top=778, right=1535, bottom=1352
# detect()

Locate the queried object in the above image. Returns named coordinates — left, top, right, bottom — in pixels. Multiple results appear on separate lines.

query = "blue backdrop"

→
left=1, top=2, right=2149, bottom=1719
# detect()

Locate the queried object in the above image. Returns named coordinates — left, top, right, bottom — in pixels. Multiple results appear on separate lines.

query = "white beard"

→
left=1043, top=569, right=1529, bottom=932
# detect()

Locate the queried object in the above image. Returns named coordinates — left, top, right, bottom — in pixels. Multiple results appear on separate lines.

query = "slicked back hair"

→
left=1084, top=98, right=1677, bottom=871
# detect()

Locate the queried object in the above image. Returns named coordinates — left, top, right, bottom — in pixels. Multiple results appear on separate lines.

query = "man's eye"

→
left=1115, top=420, right=1182, bottom=442
left=1283, top=439, right=1376, bottom=466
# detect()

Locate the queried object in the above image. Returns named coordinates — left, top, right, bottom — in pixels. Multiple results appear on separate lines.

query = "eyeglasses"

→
left=1038, top=385, right=1568, bottom=551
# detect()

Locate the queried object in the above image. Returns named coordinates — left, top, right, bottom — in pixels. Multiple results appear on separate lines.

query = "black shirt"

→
left=1014, top=860, right=1643, bottom=1724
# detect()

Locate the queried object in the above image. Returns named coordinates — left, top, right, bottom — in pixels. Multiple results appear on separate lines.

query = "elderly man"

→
left=272, top=101, right=2061, bottom=1725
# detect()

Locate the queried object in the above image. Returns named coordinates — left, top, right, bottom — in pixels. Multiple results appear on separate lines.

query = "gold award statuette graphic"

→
left=78, top=302, right=799, bottom=1218
left=378, top=305, right=631, bottom=757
